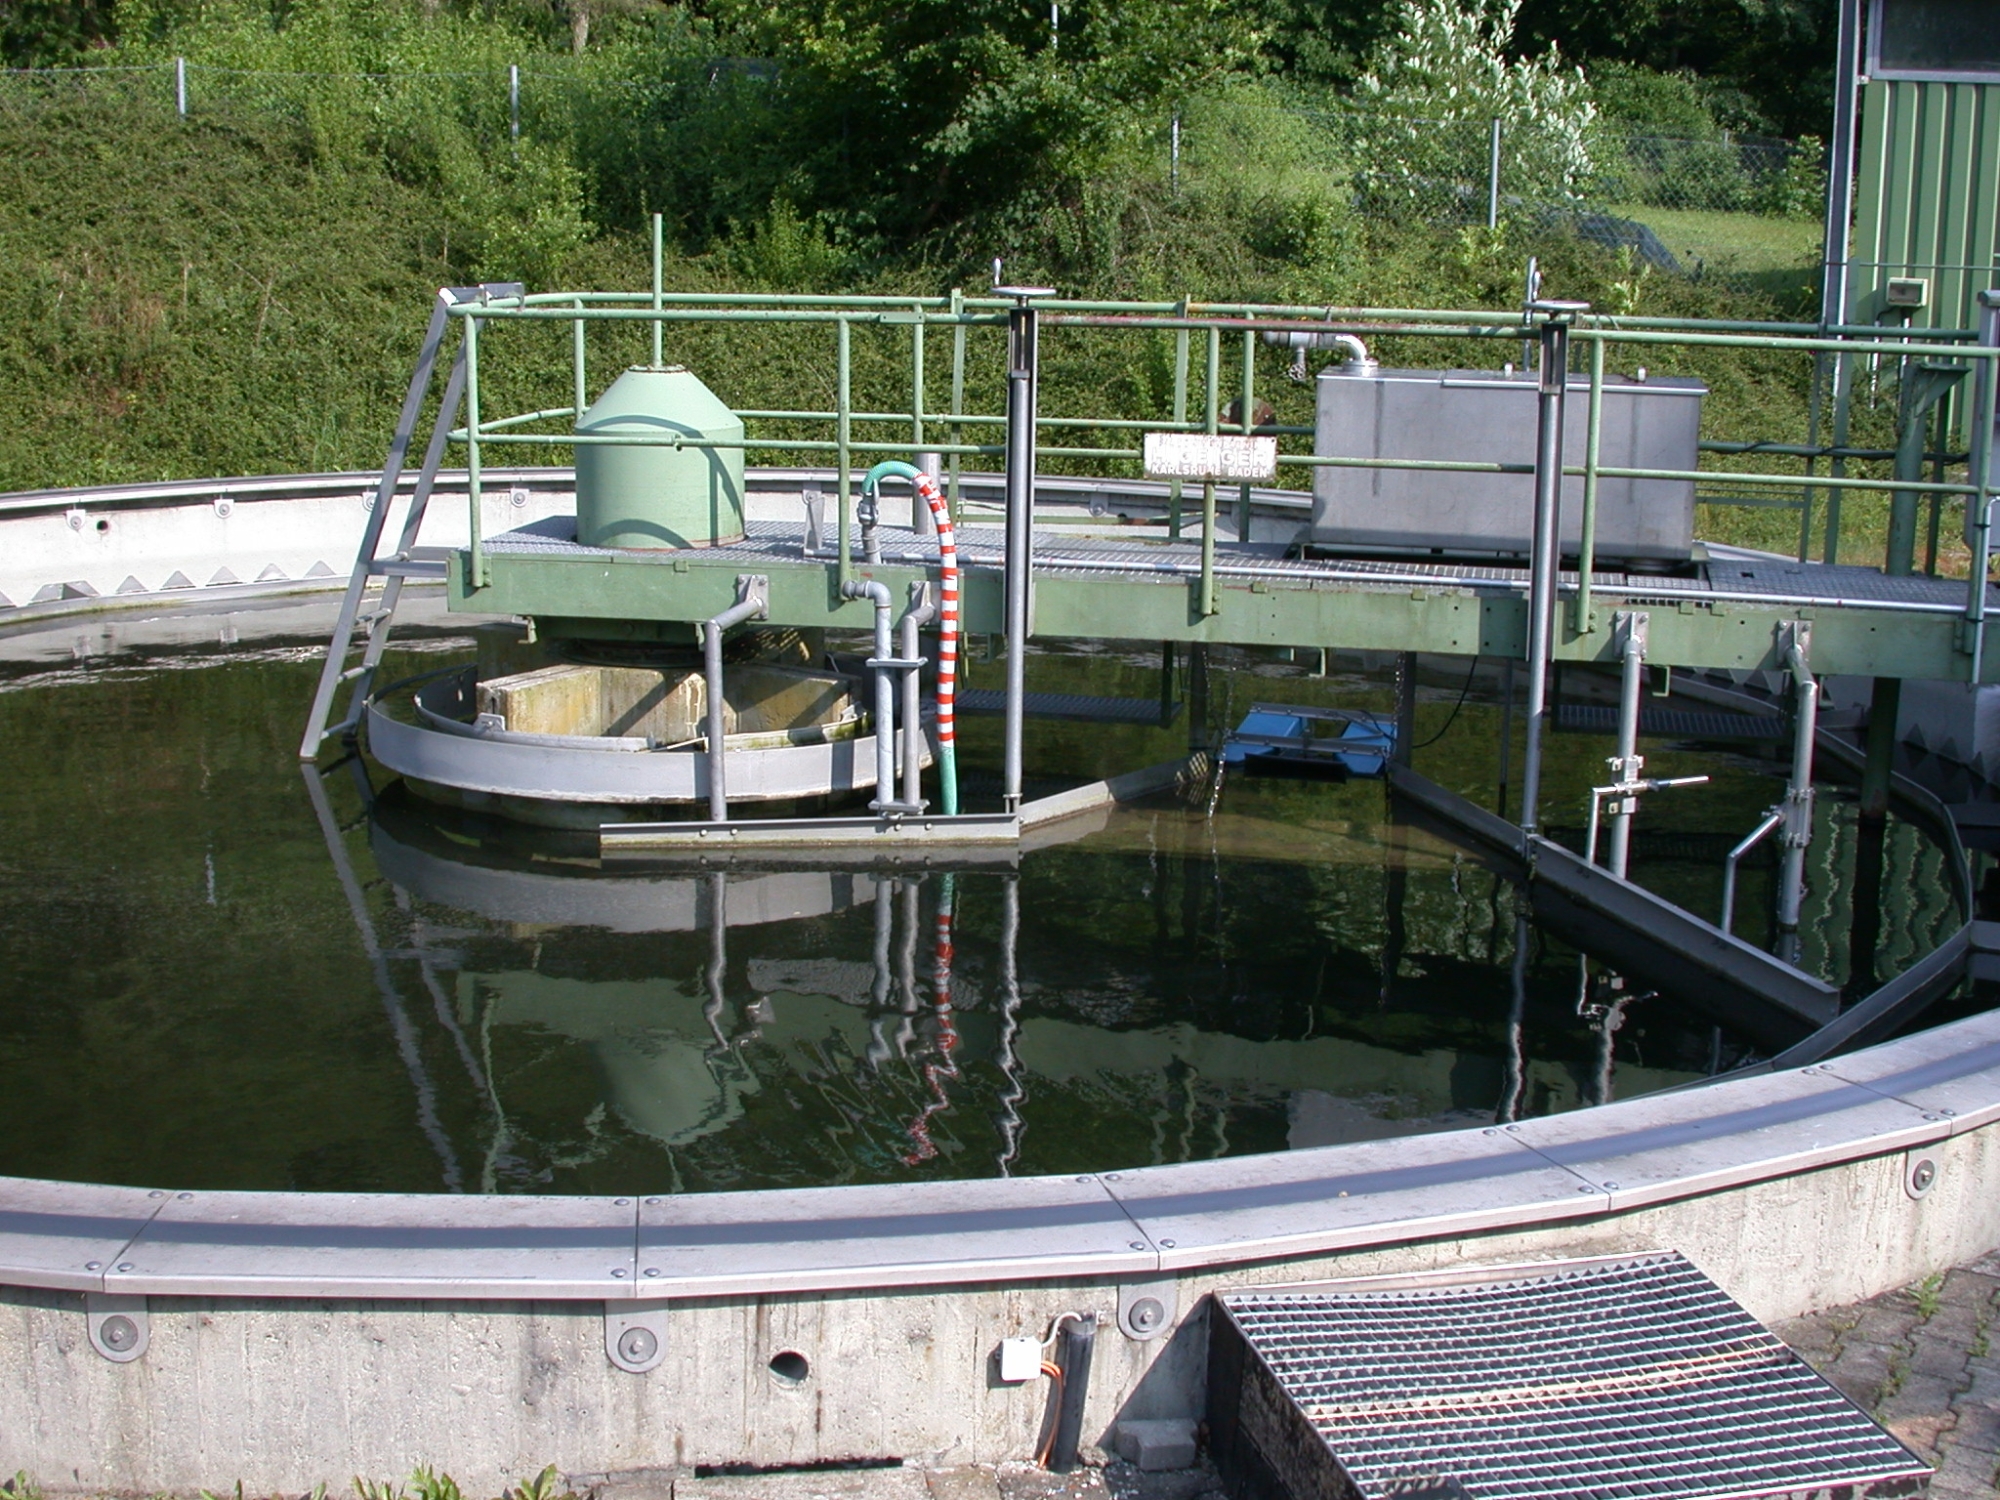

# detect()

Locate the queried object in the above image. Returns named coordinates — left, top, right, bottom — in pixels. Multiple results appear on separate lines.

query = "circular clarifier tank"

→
left=575, top=365, right=746, bottom=549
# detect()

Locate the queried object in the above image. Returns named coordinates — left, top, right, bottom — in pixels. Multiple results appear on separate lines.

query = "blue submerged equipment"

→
left=1221, top=703, right=1396, bottom=780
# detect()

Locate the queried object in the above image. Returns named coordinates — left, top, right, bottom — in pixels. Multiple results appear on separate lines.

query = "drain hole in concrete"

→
left=695, top=1460, right=901, bottom=1478
left=768, top=1350, right=811, bottom=1384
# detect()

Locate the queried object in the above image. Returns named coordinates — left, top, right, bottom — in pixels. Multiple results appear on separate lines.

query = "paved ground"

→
left=641, top=1257, right=2000, bottom=1500
left=1775, top=1251, right=2000, bottom=1499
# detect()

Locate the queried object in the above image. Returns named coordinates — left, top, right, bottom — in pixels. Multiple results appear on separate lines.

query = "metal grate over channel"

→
left=1216, top=1254, right=1930, bottom=1500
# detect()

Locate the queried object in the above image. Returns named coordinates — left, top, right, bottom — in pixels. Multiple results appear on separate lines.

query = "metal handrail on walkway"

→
left=432, top=264, right=2000, bottom=673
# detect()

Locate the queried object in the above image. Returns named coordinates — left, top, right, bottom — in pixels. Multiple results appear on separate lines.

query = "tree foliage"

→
left=1353, top=0, right=1595, bottom=216
left=705, top=0, right=1258, bottom=246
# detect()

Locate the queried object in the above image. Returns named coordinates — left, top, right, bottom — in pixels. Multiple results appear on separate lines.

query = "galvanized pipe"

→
left=1605, top=612, right=1648, bottom=880
left=703, top=582, right=770, bottom=822
left=1002, top=301, right=1041, bottom=814
left=1574, top=337, right=1606, bottom=634
left=1518, top=308, right=1579, bottom=835
left=1969, top=291, right=2000, bottom=685
left=843, top=578, right=900, bottom=814
left=1721, top=808, right=1785, bottom=937
left=649, top=213, right=664, bottom=369
left=900, top=583, right=937, bottom=811
left=1777, top=632, right=1819, bottom=933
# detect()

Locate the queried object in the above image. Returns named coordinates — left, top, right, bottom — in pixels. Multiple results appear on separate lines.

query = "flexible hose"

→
left=859, top=461, right=959, bottom=815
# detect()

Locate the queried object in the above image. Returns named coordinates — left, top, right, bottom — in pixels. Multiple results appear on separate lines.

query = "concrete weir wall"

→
left=5, top=1008, right=2000, bottom=1495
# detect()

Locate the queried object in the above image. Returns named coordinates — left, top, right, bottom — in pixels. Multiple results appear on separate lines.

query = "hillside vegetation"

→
left=0, top=0, right=1920, bottom=565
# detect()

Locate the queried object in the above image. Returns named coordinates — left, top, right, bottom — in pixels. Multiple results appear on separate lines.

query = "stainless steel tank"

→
left=1310, top=365, right=1705, bottom=565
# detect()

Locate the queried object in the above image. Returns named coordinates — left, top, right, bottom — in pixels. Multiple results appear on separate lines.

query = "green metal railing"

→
left=440, top=249, right=2000, bottom=671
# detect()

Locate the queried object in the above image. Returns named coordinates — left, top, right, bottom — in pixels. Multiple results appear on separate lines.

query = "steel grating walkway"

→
left=1212, top=1253, right=1930, bottom=1500
left=481, top=518, right=1994, bottom=615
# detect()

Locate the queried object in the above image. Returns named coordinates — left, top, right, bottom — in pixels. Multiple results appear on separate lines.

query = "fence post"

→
left=509, top=64, right=520, bottom=143
left=1487, top=118, right=1501, bottom=229
left=175, top=57, right=187, bottom=117
left=1171, top=112, right=1181, bottom=198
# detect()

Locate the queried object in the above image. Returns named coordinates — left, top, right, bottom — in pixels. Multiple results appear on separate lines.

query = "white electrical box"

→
left=998, top=1336, right=1042, bottom=1384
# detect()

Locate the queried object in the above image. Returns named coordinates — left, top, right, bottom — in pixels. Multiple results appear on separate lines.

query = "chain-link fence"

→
left=1166, top=102, right=1827, bottom=293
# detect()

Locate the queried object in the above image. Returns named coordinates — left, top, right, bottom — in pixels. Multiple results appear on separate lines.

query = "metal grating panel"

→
left=1216, top=1253, right=1930, bottom=1500
left=1555, top=704, right=1788, bottom=740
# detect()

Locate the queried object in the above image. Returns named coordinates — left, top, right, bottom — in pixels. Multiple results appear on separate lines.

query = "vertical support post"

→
left=1237, top=330, right=1255, bottom=541
left=1573, top=334, right=1604, bottom=635
left=1171, top=112, right=1182, bottom=197
left=1486, top=117, right=1501, bottom=230
left=1802, top=352, right=1826, bottom=563
left=911, top=312, right=926, bottom=459
left=1778, top=621, right=1818, bottom=937
left=175, top=57, right=187, bottom=117
left=1970, top=293, right=2000, bottom=685
left=1518, top=305, right=1580, bottom=835
left=650, top=212, right=664, bottom=370
left=1169, top=307, right=1189, bottom=539
left=1827, top=345, right=1856, bottom=563
left=572, top=297, right=586, bottom=417
left=1002, top=297, right=1041, bottom=814
left=1200, top=324, right=1220, bottom=617
left=948, top=291, right=966, bottom=522
left=1393, top=653, right=1418, bottom=767
left=1605, top=611, right=1649, bottom=881
left=465, top=311, right=485, bottom=589
left=509, top=64, right=520, bottom=144
left=837, top=317, right=853, bottom=589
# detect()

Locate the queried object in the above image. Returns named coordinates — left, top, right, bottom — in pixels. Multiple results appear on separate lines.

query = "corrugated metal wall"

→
left=1851, top=77, right=2000, bottom=333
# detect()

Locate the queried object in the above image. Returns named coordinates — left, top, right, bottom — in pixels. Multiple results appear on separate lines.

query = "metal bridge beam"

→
left=451, top=551, right=1995, bottom=684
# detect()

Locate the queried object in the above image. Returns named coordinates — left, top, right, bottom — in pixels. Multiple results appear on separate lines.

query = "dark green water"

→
left=0, top=596, right=1965, bottom=1195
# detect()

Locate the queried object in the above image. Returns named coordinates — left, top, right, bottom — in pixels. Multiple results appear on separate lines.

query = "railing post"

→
left=949, top=291, right=966, bottom=523
left=650, top=212, right=664, bottom=369
left=911, top=307, right=926, bottom=459
left=1170, top=111, right=1181, bottom=198
left=1201, top=323, right=1220, bottom=616
left=1169, top=302, right=1189, bottom=540
left=837, top=316, right=853, bottom=589
left=509, top=64, right=520, bottom=145
left=572, top=297, right=586, bottom=417
left=1237, top=329, right=1255, bottom=541
left=1966, top=292, right=1999, bottom=685
left=175, top=57, right=187, bottom=117
left=1573, top=332, right=1604, bottom=635
left=465, top=310, right=484, bottom=589
left=1519, top=300, right=1586, bottom=835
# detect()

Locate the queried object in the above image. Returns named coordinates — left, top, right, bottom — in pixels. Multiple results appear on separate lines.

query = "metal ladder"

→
left=298, top=282, right=523, bottom=761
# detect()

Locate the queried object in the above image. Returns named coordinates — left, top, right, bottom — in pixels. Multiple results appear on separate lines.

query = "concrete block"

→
left=1113, top=1422, right=1196, bottom=1473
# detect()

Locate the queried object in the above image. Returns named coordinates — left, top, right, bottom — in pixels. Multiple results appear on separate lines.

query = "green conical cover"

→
left=575, top=366, right=746, bottom=549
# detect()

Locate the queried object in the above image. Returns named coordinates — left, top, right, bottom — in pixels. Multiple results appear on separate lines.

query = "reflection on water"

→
left=318, top=766, right=1727, bottom=1195
left=0, top=604, right=1962, bottom=1196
